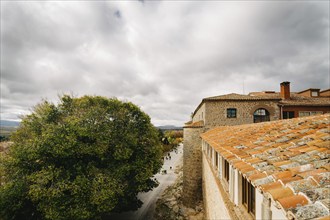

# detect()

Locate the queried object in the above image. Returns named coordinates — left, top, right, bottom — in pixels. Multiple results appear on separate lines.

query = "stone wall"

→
left=204, top=100, right=280, bottom=128
left=185, top=99, right=280, bottom=210
left=182, top=126, right=204, bottom=207
left=192, top=103, right=206, bottom=123
left=202, top=152, right=231, bottom=220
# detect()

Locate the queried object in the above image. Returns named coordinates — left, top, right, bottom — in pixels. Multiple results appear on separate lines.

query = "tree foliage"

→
left=0, top=95, right=163, bottom=220
left=159, top=130, right=183, bottom=153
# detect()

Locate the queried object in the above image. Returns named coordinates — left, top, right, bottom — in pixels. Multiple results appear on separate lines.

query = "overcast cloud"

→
left=1, top=1, right=329, bottom=126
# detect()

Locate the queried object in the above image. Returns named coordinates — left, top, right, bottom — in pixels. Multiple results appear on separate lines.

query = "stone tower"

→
left=182, top=122, right=204, bottom=207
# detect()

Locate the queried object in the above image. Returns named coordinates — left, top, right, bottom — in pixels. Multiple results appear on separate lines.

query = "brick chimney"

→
left=280, top=81, right=290, bottom=99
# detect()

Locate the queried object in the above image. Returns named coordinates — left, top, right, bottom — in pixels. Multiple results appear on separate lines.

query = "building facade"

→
left=182, top=81, right=330, bottom=211
left=191, top=82, right=330, bottom=128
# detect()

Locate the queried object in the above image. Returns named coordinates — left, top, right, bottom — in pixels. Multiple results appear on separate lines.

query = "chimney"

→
left=280, top=81, right=290, bottom=99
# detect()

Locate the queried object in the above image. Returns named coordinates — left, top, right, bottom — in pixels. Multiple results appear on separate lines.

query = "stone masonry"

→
left=204, top=100, right=280, bottom=128
left=193, top=100, right=280, bottom=129
left=182, top=126, right=204, bottom=207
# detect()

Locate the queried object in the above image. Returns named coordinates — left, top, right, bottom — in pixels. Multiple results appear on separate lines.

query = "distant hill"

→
left=0, top=120, right=20, bottom=127
left=157, top=125, right=183, bottom=130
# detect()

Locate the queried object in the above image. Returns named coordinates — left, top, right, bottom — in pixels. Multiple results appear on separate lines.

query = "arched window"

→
left=253, top=108, right=270, bottom=123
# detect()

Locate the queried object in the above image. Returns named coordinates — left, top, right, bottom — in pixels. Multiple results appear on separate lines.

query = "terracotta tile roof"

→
left=249, top=91, right=330, bottom=106
left=315, top=215, right=330, bottom=220
left=260, top=181, right=283, bottom=192
left=201, top=114, right=330, bottom=219
left=279, top=94, right=330, bottom=106
left=311, top=172, right=330, bottom=186
left=287, top=179, right=318, bottom=193
left=267, top=187, right=294, bottom=201
left=183, top=120, right=204, bottom=128
left=277, top=194, right=309, bottom=209
left=304, top=188, right=330, bottom=202
left=203, top=93, right=281, bottom=101
left=287, top=201, right=330, bottom=220
left=279, top=176, right=303, bottom=185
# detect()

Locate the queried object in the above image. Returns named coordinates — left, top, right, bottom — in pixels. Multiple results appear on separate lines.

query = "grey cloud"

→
left=1, top=1, right=329, bottom=126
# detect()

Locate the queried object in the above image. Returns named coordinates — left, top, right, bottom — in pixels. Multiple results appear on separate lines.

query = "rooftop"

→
left=193, top=87, right=330, bottom=117
left=250, top=92, right=330, bottom=106
left=201, top=114, right=330, bottom=220
left=184, top=120, right=204, bottom=128
left=203, top=93, right=281, bottom=101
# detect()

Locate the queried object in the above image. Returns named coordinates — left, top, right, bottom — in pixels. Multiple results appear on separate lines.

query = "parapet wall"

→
left=182, top=126, right=204, bottom=207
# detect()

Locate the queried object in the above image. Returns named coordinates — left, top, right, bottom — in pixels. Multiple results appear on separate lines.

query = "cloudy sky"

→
left=1, top=1, right=329, bottom=126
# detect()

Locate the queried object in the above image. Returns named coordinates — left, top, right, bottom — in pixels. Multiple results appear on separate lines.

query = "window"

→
left=215, top=152, right=219, bottom=168
left=299, top=111, right=323, bottom=117
left=224, top=160, right=230, bottom=182
left=311, top=91, right=318, bottom=96
left=283, top=111, right=294, bottom=119
left=227, top=108, right=237, bottom=118
left=253, top=108, right=270, bottom=123
left=299, top=111, right=310, bottom=117
left=242, top=177, right=247, bottom=206
left=310, top=111, right=322, bottom=115
left=242, top=175, right=255, bottom=215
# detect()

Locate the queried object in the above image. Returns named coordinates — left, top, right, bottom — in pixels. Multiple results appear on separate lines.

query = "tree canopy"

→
left=0, top=95, right=163, bottom=220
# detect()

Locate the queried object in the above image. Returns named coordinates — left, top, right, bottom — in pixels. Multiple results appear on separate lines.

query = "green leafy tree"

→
left=0, top=95, right=163, bottom=220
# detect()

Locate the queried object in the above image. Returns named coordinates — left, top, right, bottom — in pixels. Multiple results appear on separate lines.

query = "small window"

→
left=311, top=91, right=318, bottom=96
left=224, top=160, right=230, bottom=182
left=215, top=152, right=219, bottom=168
left=283, top=111, right=294, bottom=119
left=299, top=111, right=310, bottom=117
left=299, top=111, right=323, bottom=117
left=227, top=108, right=237, bottom=118
left=310, top=111, right=322, bottom=115
left=242, top=175, right=255, bottom=215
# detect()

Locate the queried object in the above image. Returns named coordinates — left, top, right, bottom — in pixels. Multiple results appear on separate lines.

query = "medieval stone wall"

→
left=182, top=126, right=204, bottom=207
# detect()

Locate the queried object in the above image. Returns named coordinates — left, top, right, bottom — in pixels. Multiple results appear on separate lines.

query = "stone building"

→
left=191, top=81, right=330, bottom=128
left=202, top=114, right=329, bottom=220
left=182, top=81, right=330, bottom=208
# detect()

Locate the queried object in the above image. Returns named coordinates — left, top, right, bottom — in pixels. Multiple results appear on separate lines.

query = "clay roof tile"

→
left=272, top=170, right=293, bottom=180
left=248, top=173, right=268, bottom=181
left=279, top=176, right=303, bottom=185
left=260, top=181, right=283, bottom=192
left=201, top=114, right=330, bottom=218
left=267, top=187, right=294, bottom=201
left=277, top=194, right=309, bottom=209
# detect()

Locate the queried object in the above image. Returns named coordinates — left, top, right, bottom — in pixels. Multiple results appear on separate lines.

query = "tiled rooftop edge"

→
left=201, top=114, right=330, bottom=219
